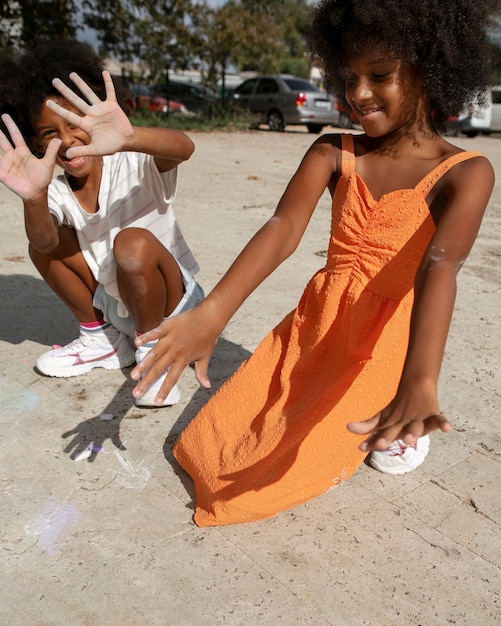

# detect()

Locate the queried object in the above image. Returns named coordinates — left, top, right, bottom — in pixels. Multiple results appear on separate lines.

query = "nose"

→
left=58, top=125, right=76, bottom=150
left=348, top=77, right=373, bottom=105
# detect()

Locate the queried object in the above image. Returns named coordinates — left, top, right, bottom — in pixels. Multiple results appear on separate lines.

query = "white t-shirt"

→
left=48, top=151, right=199, bottom=315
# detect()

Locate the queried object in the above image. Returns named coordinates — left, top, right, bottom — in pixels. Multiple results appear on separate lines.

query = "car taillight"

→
left=295, top=92, right=307, bottom=107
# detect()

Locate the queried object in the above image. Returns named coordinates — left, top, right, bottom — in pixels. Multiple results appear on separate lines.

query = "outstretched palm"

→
left=46, top=70, right=134, bottom=158
left=0, top=114, right=60, bottom=200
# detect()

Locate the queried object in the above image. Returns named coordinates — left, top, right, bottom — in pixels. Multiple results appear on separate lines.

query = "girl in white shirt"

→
left=0, top=40, right=203, bottom=407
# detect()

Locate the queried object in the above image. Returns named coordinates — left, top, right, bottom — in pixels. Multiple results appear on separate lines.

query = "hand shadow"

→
left=162, top=335, right=252, bottom=501
left=61, top=369, right=135, bottom=462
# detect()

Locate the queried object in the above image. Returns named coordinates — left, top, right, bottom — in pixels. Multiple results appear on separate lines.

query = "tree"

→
left=81, top=0, right=139, bottom=64
left=82, top=0, right=199, bottom=82
left=79, top=0, right=312, bottom=86
left=0, top=0, right=77, bottom=48
left=194, top=0, right=311, bottom=88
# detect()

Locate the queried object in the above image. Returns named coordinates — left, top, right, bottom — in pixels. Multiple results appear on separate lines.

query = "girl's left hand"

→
left=46, top=70, right=134, bottom=158
left=347, top=379, right=452, bottom=452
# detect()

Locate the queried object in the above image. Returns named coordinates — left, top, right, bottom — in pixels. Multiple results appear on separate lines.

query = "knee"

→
left=114, top=228, right=154, bottom=272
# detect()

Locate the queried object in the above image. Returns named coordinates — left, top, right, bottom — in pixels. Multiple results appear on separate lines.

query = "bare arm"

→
left=0, top=114, right=61, bottom=252
left=131, top=139, right=339, bottom=404
left=48, top=71, right=194, bottom=171
left=348, top=155, right=495, bottom=450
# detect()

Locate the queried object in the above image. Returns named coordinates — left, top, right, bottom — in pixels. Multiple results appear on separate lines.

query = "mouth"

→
left=357, top=106, right=383, bottom=116
left=60, top=154, right=86, bottom=169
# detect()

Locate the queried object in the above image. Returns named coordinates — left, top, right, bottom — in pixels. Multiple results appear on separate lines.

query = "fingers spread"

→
left=44, top=137, right=62, bottom=161
left=69, top=71, right=103, bottom=105
left=101, top=70, right=118, bottom=102
left=194, top=357, right=211, bottom=389
left=51, top=77, right=90, bottom=114
left=1, top=114, right=24, bottom=147
left=346, top=414, right=380, bottom=435
left=45, top=98, right=83, bottom=126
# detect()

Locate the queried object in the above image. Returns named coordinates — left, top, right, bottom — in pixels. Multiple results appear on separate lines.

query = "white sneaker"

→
left=369, top=435, right=430, bottom=475
left=35, top=325, right=135, bottom=378
left=134, top=343, right=181, bottom=407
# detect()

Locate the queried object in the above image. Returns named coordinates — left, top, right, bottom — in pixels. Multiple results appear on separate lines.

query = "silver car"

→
left=232, top=74, right=340, bottom=133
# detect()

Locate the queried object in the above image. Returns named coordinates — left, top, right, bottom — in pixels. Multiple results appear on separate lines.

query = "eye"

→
left=372, top=71, right=392, bottom=81
left=41, top=129, right=56, bottom=138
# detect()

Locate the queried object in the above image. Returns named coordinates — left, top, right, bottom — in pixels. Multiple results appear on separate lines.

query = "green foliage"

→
left=130, top=104, right=260, bottom=132
left=0, top=0, right=77, bottom=47
left=82, top=0, right=137, bottom=63
left=81, top=0, right=201, bottom=82
left=1, top=0, right=311, bottom=89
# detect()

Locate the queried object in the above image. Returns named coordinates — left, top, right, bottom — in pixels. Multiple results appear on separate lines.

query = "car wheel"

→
left=338, top=112, right=353, bottom=129
left=307, top=123, right=324, bottom=134
left=267, top=110, right=285, bottom=132
left=463, top=131, right=479, bottom=137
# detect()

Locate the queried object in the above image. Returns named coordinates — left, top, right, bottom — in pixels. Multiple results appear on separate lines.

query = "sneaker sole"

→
left=35, top=350, right=136, bottom=378
left=134, top=385, right=181, bottom=407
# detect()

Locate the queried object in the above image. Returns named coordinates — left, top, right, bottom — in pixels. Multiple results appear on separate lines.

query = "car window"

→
left=256, top=78, right=279, bottom=95
left=283, top=78, right=319, bottom=92
left=131, top=84, right=150, bottom=96
left=492, top=88, right=501, bottom=104
left=236, top=79, right=258, bottom=96
left=174, top=84, right=198, bottom=96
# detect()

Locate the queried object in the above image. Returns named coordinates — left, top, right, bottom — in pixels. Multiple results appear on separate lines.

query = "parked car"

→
left=232, top=75, right=340, bottom=133
left=458, top=94, right=492, bottom=137
left=334, top=95, right=357, bottom=128
left=153, top=81, right=215, bottom=114
left=128, top=84, right=185, bottom=114
left=489, top=86, right=501, bottom=132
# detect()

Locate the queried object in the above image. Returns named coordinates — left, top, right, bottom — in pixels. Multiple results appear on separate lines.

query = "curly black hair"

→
left=308, top=0, right=494, bottom=125
left=0, top=39, right=129, bottom=148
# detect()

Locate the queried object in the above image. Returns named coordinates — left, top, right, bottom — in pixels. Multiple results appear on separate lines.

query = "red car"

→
left=128, top=84, right=186, bottom=114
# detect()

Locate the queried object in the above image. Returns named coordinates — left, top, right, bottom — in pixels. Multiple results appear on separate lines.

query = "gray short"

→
left=93, top=261, right=204, bottom=339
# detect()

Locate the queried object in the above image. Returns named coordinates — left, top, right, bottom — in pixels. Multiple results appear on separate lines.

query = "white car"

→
left=458, top=87, right=501, bottom=136
left=490, top=86, right=501, bottom=132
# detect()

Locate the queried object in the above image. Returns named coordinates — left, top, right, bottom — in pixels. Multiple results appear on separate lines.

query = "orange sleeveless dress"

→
left=174, top=134, right=481, bottom=527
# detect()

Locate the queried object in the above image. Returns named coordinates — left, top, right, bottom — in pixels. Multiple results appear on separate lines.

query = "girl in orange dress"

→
left=132, top=0, right=495, bottom=526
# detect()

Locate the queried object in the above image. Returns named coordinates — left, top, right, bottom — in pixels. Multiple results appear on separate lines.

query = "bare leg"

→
left=113, top=227, right=184, bottom=334
left=29, top=226, right=100, bottom=322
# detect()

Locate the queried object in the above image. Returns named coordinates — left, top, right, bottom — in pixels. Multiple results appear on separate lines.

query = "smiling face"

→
left=340, top=48, right=429, bottom=139
left=34, top=97, right=96, bottom=178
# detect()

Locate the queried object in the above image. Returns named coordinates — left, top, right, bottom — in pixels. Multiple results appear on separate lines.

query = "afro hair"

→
left=0, top=39, right=130, bottom=148
left=308, top=0, right=494, bottom=125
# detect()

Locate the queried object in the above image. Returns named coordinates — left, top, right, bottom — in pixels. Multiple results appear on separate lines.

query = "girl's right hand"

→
left=131, top=301, right=223, bottom=406
left=0, top=114, right=60, bottom=200
left=46, top=70, right=134, bottom=159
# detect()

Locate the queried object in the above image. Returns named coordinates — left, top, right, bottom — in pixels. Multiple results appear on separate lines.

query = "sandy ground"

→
left=0, top=127, right=500, bottom=625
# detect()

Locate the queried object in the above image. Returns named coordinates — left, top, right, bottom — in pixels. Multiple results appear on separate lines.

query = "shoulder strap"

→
left=416, top=151, right=485, bottom=196
left=340, top=133, right=356, bottom=175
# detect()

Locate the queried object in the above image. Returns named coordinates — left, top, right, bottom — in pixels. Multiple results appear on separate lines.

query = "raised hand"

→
left=46, top=70, right=134, bottom=159
left=0, top=114, right=60, bottom=200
